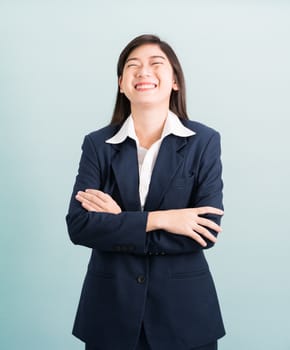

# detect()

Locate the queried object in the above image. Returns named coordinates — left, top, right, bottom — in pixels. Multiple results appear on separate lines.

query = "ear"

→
left=172, top=80, right=179, bottom=91
left=118, top=76, right=124, bottom=93
left=172, top=75, right=179, bottom=91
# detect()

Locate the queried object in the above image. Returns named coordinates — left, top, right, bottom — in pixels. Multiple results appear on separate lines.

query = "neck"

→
left=131, top=104, right=169, bottom=149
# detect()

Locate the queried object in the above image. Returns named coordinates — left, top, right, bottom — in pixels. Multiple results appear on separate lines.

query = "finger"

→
left=75, top=192, right=86, bottom=202
left=195, top=206, right=224, bottom=216
left=81, top=201, right=101, bottom=212
left=75, top=193, right=102, bottom=210
left=190, top=231, right=207, bottom=247
left=76, top=191, right=93, bottom=201
left=76, top=191, right=106, bottom=208
left=197, top=217, right=222, bottom=233
left=85, top=189, right=111, bottom=202
left=85, top=190, right=121, bottom=213
left=192, top=224, right=217, bottom=243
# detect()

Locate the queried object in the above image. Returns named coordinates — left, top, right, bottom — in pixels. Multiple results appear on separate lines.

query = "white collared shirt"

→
left=106, top=111, right=195, bottom=209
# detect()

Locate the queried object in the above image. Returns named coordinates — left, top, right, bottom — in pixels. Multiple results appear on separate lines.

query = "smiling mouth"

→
left=134, top=83, right=157, bottom=91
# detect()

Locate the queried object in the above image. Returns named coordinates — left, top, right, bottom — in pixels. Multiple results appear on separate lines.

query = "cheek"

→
left=161, top=76, right=176, bottom=91
left=159, top=69, right=175, bottom=85
left=119, top=77, right=130, bottom=92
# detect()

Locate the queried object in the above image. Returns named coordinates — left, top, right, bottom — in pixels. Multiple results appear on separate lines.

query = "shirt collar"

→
left=105, top=110, right=195, bottom=145
left=105, top=115, right=137, bottom=144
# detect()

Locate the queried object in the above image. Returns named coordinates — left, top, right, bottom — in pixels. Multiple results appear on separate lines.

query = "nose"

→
left=136, top=64, right=152, bottom=78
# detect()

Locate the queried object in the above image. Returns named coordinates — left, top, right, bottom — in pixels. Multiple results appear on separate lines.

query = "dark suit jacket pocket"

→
left=162, top=173, right=195, bottom=209
left=171, top=178, right=187, bottom=189
left=87, top=269, right=115, bottom=279
left=171, top=172, right=195, bottom=189
left=170, top=268, right=209, bottom=279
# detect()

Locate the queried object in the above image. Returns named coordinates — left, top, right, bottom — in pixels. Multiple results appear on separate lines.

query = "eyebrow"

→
left=125, top=55, right=166, bottom=63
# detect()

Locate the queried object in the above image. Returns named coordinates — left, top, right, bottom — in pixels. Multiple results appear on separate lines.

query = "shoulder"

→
left=181, top=119, right=222, bottom=153
left=79, top=124, right=122, bottom=157
left=85, top=124, right=121, bottom=146
left=178, top=119, right=223, bottom=162
left=182, top=119, right=220, bottom=138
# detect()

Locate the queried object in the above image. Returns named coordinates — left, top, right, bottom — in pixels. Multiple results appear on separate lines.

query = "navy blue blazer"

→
left=66, top=119, right=225, bottom=349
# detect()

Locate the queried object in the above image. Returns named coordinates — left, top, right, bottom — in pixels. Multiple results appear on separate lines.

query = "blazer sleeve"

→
left=66, top=135, right=149, bottom=254
left=146, top=131, right=224, bottom=255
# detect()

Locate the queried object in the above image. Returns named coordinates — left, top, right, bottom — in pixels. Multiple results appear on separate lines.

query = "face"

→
left=119, top=44, right=178, bottom=109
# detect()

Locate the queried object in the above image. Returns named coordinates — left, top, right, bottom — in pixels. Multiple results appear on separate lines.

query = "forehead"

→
left=126, top=44, right=168, bottom=61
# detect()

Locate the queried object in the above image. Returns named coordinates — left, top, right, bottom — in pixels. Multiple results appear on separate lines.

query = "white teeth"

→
left=135, top=84, right=156, bottom=90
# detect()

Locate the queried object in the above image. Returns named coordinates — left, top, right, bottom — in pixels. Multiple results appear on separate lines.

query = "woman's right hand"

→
left=146, top=207, right=224, bottom=247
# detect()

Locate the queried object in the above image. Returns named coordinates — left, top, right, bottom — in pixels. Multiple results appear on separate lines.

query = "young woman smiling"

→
left=66, top=34, right=225, bottom=350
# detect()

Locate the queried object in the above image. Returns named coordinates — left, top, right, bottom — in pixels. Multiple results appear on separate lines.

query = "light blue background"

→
left=1, top=1, right=290, bottom=349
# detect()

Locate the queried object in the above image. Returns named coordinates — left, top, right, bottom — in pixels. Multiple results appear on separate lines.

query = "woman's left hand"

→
left=75, top=189, right=122, bottom=214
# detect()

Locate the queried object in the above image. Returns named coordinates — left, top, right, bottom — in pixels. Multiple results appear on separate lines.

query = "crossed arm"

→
left=67, top=131, right=224, bottom=253
left=75, top=189, right=223, bottom=248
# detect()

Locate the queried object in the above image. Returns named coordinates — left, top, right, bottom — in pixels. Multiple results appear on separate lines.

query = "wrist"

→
left=146, top=211, right=167, bottom=232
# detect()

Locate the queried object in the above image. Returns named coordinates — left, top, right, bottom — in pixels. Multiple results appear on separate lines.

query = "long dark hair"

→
left=110, top=34, right=189, bottom=125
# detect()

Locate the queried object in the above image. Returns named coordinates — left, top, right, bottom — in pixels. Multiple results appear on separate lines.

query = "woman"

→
left=66, top=34, right=225, bottom=350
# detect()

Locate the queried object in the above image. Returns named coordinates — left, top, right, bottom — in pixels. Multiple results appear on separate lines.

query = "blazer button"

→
left=137, top=275, right=145, bottom=284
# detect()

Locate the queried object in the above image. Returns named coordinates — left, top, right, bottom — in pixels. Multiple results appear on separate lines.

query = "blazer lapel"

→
left=144, top=135, right=188, bottom=211
left=111, top=139, right=141, bottom=211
